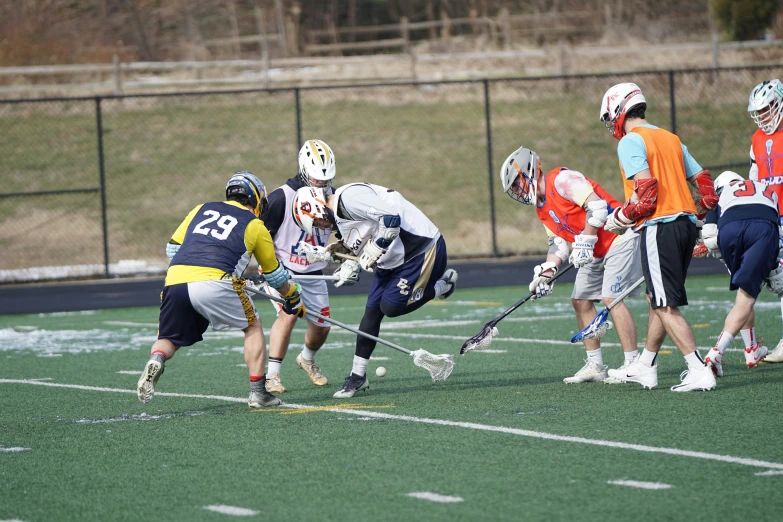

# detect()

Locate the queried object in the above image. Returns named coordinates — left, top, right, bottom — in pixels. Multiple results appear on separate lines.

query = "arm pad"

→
left=585, top=199, right=609, bottom=228
left=619, top=177, right=658, bottom=222
left=263, top=262, right=290, bottom=289
left=547, top=235, right=570, bottom=263
left=376, top=214, right=401, bottom=249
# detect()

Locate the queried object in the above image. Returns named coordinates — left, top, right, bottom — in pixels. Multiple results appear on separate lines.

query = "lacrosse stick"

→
left=243, top=283, right=454, bottom=382
left=460, top=263, right=575, bottom=355
left=298, top=241, right=359, bottom=263
left=290, top=274, right=341, bottom=282
left=570, top=276, right=645, bottom=342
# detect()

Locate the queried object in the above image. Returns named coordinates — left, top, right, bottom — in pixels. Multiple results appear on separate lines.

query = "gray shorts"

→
left=187, top=279, right=258, bottom=331
left=571, top=233, right=643, bottom=301
left=265, top=277, right=330, bottom=327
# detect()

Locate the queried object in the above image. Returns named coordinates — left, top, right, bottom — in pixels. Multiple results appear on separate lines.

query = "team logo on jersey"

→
left=768, top=139, right=774, bottom=156
left=548, top=210, right=578, bottom=235
left=397, top=278, right=410, bottom=296
left=410, top=288, right=424, bottom=302
left=548, top=210, right=561, bottom=224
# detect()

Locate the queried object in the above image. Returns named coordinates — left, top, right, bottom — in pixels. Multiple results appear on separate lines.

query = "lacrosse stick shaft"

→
left=290, top=274, right=340, bottom=281
left=604, top=276, right=645, bottom=311
left=244, top=285, right=412, bottom=355
left=497, top=262, right=575, bottom=323
left=335, top=252, right=359, bottom=262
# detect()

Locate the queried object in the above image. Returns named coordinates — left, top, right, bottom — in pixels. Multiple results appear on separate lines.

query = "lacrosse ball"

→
left=376, top=366, right=387, bottom=377
left=492, top=327, right=499, bottom=337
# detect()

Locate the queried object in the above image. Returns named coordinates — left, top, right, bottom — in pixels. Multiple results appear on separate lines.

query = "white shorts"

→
left=571, top=233, right=643, bottom=301
left=265, top=278, right=330, bottom=327
left=187, top=279, right=258, bottom=331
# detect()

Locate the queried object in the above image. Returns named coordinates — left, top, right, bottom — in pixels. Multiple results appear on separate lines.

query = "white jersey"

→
left=263, top=179, right=332, bottom=273
left=717, top=179, right=778, bottom=215
left=333, top=183, right=440, bottom=270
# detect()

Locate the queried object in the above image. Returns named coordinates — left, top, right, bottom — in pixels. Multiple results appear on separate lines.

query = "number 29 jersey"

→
left=165, top=200, right=280, bottom=286
left=710, top=179, right=780, bottom=229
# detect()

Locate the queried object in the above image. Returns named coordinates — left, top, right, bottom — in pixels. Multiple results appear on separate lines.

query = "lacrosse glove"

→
left=529, top=262, right=558, bottom=299
left=333, top=259, right=360, bottom=287
left=569, top=234, right=598, bottom=268
left=280, top=283, right=306, bottom=318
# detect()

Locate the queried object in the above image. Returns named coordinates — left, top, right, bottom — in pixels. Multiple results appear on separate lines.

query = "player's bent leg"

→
left=137, top=339, right=175, bottom=404
left=334, top=307, right=383, bottom=398
left=297, top=321, right=330, bottom=386
left=243, top=321, right=282, bottom=407
left=266, top=313, right=297, bottom=393
left=564, top=298, right=607, bottom=383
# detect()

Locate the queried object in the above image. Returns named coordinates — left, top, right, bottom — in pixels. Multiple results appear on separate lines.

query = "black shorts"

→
left=640, top=216, right=698, bottom=309
left=158, top=283, right=210, bottom=347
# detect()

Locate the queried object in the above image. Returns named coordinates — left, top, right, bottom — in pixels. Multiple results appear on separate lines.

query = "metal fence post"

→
left=95, top=97, right=110, bottom=278
left=668, top=70, right=677, bottom=135
left=483, top=79, right=498, bottom=257
left=294, top=87, right=302, bottom=148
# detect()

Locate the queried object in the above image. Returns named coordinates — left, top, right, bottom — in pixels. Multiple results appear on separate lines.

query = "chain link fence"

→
left=2, top=64, right=782, bottom=282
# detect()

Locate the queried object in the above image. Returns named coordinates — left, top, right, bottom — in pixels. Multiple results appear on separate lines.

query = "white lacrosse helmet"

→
left=292, top=186, right=334, bottom=236
left=713, top=171, right=743, bottom=195
left=599, top=83, right=646, bottom=140
left=298, top=139, right=336, bottom=188
left=748, top=79, right=783, bottom=135
left=500, top=146, right=541, bottom=205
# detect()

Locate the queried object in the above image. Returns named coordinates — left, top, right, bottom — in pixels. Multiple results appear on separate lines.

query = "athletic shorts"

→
left=367, top=236, right=448, bottom=314
left=265, top=277, right=330, bottom=327
left=719, top=219, right=779, bottom=299
left=572, top=233, right=642, bottom=301
left=641, top=216, right=698, bottom=309
left=158, top=279, right=258, bottom=347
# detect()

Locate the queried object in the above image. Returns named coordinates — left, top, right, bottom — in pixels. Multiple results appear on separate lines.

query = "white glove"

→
left=604, top=208, right=634, bottom=235
left=333, top=260, right=360, bottom=287
left=569, top=234, right=598, bottom=268
left=767, top=260, right=783, bottom=298
left=359, top=239, right=386, bottom=272
left=165, top=242, right=180, bottom=259
left=529, top=262, right=558, bottom=299
left=702, top=223, right=719, bottom=252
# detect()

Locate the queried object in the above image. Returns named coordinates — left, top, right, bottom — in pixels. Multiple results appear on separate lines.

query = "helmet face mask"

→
left=499, top=147, right=540, bottom=206
left=748, top=79, right=783, bottom=135
left=292, top=187, right=335, bottom=236
left=225, top=171, right=268, bottom=217
left=298, top=140, right=336, bottom=188
left=599, top=83, right=646, bottom=140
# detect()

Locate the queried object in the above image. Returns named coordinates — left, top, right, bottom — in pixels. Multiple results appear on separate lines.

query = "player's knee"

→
left=602, top=296, right=615, bottom=308
left=276, top=311, right=299, bottom=328
left=380, top=301, right=407, bottom=318
left=571, top=298, right=593, bottom=313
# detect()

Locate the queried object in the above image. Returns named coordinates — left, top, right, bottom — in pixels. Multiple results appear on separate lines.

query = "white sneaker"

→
left=248, top=390, right=282, bottom=408
left=438, top=269, right=458, bottom=300
left=265, top=372, right=286, bottom=393
left=296, top=353, right=328, bottom=386
left=670, top=364, right=716, bottom=392
left=604, top=357, right=636, bottom=384
left=765, top=339, right=783, bottom=363
left=136, top=359, right=163, bottom=404
left=745, top=344, right=768, bottom=368
left=611, top=358, right=658, bottom=389
left=563, top=360, right=608, bottom=383
left=703, top=349, right=724, bottom=378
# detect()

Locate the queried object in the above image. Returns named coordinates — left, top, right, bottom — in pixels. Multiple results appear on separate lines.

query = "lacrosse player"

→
left=136, top=171, right=305, bottom=408
left=500, top=146, right=642, bottom=383
left=599, top=82, right=719, bottom=391
left=258, top=140, right=343, bottom=393
left=701, top=171, right=780, bottom=376
left=292, top=183, right=458, bottom=398
left=747, top=80, right=783, bottom=363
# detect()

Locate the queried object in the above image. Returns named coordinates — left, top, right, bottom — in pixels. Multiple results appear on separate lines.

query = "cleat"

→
left=764, top=339, right=783, bottom=363
left=670, top=364, right=716, bottom=392
left=704, top=349, right=724, bottom=378
left=745, top=344, right=768, bottom=368
left=265, top=373, right=286, bottom=393
left=248, top=390, right=282, bottom=408
left=608, top=358, right=658, bottom=389
left=136, top=359, right=163, bottom=404
left=563, top=359, right=608, bottom=383
left=438, top=269, right=458, bottom=300
left=603, top=357, right=637, bottom=383
left=296, top=353, right=328, bottom=386
left=333, top=373, right=369, bottom=398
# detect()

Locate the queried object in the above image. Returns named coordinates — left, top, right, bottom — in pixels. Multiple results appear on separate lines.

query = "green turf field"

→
left=2, top=274, right=783, bottom=521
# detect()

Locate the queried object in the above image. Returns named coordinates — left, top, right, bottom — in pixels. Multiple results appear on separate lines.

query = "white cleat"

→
left=296, top=353, right=328, bottom=386
left=136, top=359, right=163, bottom=404
left=603, top=357, right=636, bottom=384
left=248, top=390, right=282, bottom=408
left=670, top=364, right=716, bottom=392
left=333, top=373, right=369, bottom=398
left=610, top=358, right=658, bottom=389
left=703, top=349, right=724, bottom=378
left=265, top=372, right=286, bottom=393
left=745, top=344, right=768, bottom=368
left=563, top=360, right=608, bottom=383
left=764, top=339, right=783, bottom=363
left=438, top=269, right=458, bottom=300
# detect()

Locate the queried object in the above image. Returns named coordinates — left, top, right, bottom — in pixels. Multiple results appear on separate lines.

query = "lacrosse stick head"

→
left=460, top=321, right=500, bottom=355
left=571, top=309, right=613, bottom=342
left=298, top=241, right=334, bottom=263
left=411, top=350, right=455, bottom=382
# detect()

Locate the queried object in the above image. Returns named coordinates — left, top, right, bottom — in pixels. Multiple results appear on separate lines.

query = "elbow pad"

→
left=585, top=199, right=609, bottom=228
left=621, top=178, right=658, bottom=221
left=165, top=242, right=181, bottom=259
left=547, top=235, right=570, bottom=263
left=263, top=262, right=290, bottom=289
left=376, top=214, right=401, bottom=249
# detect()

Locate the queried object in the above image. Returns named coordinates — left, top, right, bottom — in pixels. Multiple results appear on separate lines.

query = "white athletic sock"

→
left=300, top=346, right=317, bottom=361
left=434, top=280, right=449, bottom=298
left=586, top=348, right=603, bottom=366
left=639, top=348, right=657, bottom=367
left=623, top=351, right=638, bottom=363
left=267, top=357, right=282, bottom=375
left=715, top=331, right=735, bottom=355
left=685, top=351, right=705, bottom=370
left=351, top=355, right=369, bottom=377
left=739, top=328, right=755, bottom=349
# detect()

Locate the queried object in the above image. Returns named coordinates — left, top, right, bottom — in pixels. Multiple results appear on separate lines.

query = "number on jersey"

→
left=193, top=210, right=238, bottom=240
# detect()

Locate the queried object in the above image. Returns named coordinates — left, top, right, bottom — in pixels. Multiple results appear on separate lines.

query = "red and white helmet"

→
left=599, top=83, right=646, bottom=140
left=292, top=186, right=334, bottom=236
left=713, top=171, right=743, bottom=195
left=748, top=79, right=783, bottom=136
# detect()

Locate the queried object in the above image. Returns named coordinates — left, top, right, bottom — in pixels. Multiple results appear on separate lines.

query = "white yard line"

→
left=115, top=371, right=141, bottom=375
left=607, top=480, right=672, bottom=490
left=407, top=492, right=464, bottom=503
left=2, top=378, right=782, bottom=471
left=0, top=447, right=32, bottom=453
left=755, top=470, right=783, bottom=476
left=202, top=505, right=259, bottom=516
